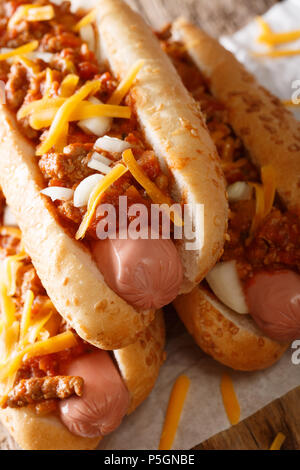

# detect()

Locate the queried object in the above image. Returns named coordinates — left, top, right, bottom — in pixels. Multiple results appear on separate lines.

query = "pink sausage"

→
left=59, top=351, right=130, bottom=438
left=91, top=236, right=183, bottom=310
left=245, top=270, right=300, bottom=342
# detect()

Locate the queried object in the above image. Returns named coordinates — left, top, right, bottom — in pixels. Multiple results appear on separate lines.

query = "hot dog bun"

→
left=170, top=19, right=296, bottom=369
left=0, top=310, right=165, bottom=450
left=172, top=18, right=300, bottom=215
left=0, top=1, right=227, bottom=350
left=174, top=287, right=288, bottom=371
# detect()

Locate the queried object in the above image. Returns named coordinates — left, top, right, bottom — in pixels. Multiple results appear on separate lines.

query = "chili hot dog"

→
left=163, top=20, right=300, bottom=370
left=0, top=0, right=228, bottom=350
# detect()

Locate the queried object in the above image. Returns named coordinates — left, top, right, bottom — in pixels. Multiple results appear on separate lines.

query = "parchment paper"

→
left=1, top=0, right=300, bottom=450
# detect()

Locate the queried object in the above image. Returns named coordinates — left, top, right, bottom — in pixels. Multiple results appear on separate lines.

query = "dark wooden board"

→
left=129, top=0, right=300, bottom=450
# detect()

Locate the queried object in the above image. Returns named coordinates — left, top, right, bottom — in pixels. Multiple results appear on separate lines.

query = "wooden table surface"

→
left=129, top=0, right=300, bottom=451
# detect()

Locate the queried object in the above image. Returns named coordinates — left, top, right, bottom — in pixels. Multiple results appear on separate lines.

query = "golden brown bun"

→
left=172, top=18, right=300, bottom=215
left=0, top=408, right=100, bottom=451
left=0, top=311, right=165, bottom=450
left=174, top=286, right=288, bottom=371
left=0, top=2, right=227, bottom=349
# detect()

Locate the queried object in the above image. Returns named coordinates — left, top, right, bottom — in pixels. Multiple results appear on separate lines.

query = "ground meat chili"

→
left=158, top=29, right=300, bottom=284
left=1, top=0, right=175, bottom=242
left=0, top=211, right=93, bottom=414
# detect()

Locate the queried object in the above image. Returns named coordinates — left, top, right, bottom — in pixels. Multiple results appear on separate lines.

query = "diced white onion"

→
left=80, top=24, right=95, bottom=52
left=3, top=207, right=18, bottom=227
left=94, top=136, right=131, bottom=154
left=88, top=154, right=111, bottom=174
left=40, top=186, right=74, bottom=202
left=78, top=97, right=112, bottom=137
left=73, top=174, right=103, bottom=207
left=30, top=52, right=54, bottom=63
left=206, top=260, right=249, bottom=314
left=90, top=151, right=112, bottom=166
left=227, top=181, right=252, bottom=202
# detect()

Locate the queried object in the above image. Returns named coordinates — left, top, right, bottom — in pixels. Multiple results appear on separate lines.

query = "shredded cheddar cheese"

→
left=23, top=330, right=77, bottom=360
left=256, top=17, right=272, bottom=36
left=247, top=165, right=276, bottom=242
left=17, top=97, right=65, bottom=120
left=269, top=432, right=286, bottom=450
left=14, top=56, right=40, bottom=74
left=0, top=331, right=77, bottom=381
left=73, top=8, right=97, bottom=32
left=220, top=373, right=241, bottom=426
left=0, top=284, right=16, bottom=327
left=259, top=31, right=300, bottom=46
left=108, top=60, right=145, bottom=105
left=60, top=74, right=80, bottom=97
left=0, top=234, right=76, bottom=397
left=44, top=68, right=56, bottom=98
left=257, top=17, right=300, bottom=46
left=122, top=149, right=183, bottom=226
left=30, top=102, right=131, bottom=130
left=8, top=5, right=54, bottom=30
left=36, top=80, right=100, bottom=154
left=159, top=375, right=190, bottom=450
left=76, top=164, right=128, bottom=239
left=19, top=290, right=34, bottom=347
left=0, top=41, right=38, bottom=62
left=27, top=311, right=53, bottom=345
left=254, top=48, right=300, bottom=58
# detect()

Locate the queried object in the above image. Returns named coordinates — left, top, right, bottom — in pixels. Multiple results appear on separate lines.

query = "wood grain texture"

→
left=127, top=0, right=277, bottom=36
left=194, top=387, right=300, bottom=450
left=130, top=0, right=299, bottom=451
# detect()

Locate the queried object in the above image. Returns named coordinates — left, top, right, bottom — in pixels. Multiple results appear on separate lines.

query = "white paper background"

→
left=1, top=0, right=300, bottom=450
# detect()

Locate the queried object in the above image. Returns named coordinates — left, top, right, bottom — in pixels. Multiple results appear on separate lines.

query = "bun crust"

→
left=0, top=311, right=165, bottom=450
left=174, top=286, right=288, bottom=371
left=172, top=18, right=300, bottom=215
left=0, top=408, right=100, bottom=450
left=0, top=2, right=227, bottom=349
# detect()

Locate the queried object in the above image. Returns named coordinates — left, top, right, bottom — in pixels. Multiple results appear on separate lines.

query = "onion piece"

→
left=88, top=154, right=112, bottom=174
left=90, top=151, right=112, bottom=166
left=80, top=24, right=95, bottom=52
left=227, top=181, right=252, bottom=202
left=73, top=174, right=103, bottom=207
left=206, top=260, right=249, bottom=314
left=30, top=51, right=54, bottom=63
left=78, top=97, right=112, bottom=136
left=94, top=136, right=131, bottom=154
left=40, top=186, right=74, bottom=202
left=3, top=207, right=18, bottom=227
